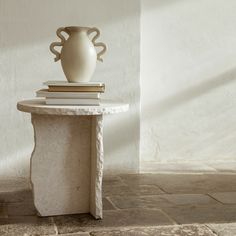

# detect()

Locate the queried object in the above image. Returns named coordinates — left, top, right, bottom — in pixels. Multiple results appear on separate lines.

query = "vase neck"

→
left=65, top=26, right=90, bottom=35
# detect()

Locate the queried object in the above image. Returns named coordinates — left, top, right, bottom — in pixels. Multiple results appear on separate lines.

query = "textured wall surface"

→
left=141, top=0, right=236, bottom=163
left=0, top=0, right=140, bottom=177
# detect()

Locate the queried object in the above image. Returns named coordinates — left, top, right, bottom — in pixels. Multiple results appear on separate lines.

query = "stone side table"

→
left=17, top=99, right=128, bottom=219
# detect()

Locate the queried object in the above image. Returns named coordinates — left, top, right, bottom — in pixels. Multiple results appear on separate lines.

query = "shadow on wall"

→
left=142, top=0, right=188, bottom=10
left=142, top=66, right=236, bottom=118
left=141, top=67, right=236, bottom=163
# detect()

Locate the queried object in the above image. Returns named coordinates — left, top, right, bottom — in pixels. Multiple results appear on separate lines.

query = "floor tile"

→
left=103, top=182, right=164, bottom=196
left=103, top=175, right=125, bottom=186
left=163, top=205, right=236, bottom=224
left=109, top=195, right=172, bottom=209
left=59, top=233, right=90, bottom=236
left=0, top=216, right=55, bottom=236
left=103, top=185, right=135, bottom=197
left=130, top=185, right=164, bottom=195
left=120, top=174, right=211, bottom=193
left=0, top=204, right=7, bottom=218
left=209, top=192, right=236, bottom=204
left=90, top=225, right=215, bottom=236
left=0, top=178, right=30, bottom=192
left=102, top=175, right=135, bottom=197
left=109, top=193, right=219, bottom=210
left=6, top=201, right=37, bottom=216
left=161, top=193, right=220, bottom=206
left=120, top=174, right=236, bottom=194
left=207, top=223, right=236, bottom=236
left=1, top=174, right=236, bottom=235
left=103, top=198, right=115, bottom=210
left=120, top=174, right=163, bottom=187
left=54, top=209, right=174, bottom=233
left=0, top=189, right=33, bottom=203
left=205, top=174, right=236, bottom=193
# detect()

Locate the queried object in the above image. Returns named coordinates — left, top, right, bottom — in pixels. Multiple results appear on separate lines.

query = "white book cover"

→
left=46, top=98, right=100, bottom=105
left=43, top=81, right=104, bottom=87
left=36, top=90, right=100, bottom=99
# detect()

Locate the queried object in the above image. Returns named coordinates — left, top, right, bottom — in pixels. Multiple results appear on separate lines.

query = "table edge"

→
left=17, top=100, right=129, bottom=116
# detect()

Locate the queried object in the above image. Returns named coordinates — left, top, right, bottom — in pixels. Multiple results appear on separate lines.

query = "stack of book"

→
left=36, top=81, right=105, bottom=105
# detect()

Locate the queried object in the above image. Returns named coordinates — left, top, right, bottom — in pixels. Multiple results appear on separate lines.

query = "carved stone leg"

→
left=30, top=114, right=104, bottom=218
left=90, top=115, right=104, bottom=219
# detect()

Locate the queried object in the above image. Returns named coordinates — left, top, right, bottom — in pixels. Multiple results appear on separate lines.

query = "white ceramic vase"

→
left=50, top=26, right=107, bottom=83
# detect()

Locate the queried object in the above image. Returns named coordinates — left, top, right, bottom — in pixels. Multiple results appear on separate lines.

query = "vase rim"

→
left=65, top=26, right=91, bottom=32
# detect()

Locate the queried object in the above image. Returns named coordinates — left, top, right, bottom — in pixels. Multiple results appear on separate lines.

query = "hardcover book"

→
left=47, top=86, right=105, bottom=92
left=36, top=89, right=100, bottom=99
left=43, top=81, right=104, bottom=86
left=43, top=81, right=105, bottom=92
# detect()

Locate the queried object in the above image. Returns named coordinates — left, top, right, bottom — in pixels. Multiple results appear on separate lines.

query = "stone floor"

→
left=1, top=173, right=236, bottom=235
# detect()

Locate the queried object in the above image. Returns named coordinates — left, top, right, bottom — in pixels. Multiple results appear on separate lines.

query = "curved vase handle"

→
left=50, top=27, right=67, bottom=62
left=88, top=27, right=107, bottom=62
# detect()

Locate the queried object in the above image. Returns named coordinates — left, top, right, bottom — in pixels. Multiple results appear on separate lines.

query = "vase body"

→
left=50, top=26, right=107, bottom=83
left=61, top=27, right=96, bottom=83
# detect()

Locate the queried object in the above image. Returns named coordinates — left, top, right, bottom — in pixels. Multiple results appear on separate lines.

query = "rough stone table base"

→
left=17, top=99, right=128, bottom=219
left=31, top=114, right=103, bottom=219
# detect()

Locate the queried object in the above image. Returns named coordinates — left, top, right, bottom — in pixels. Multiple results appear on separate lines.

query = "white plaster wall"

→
left=141, top=0, right=236, bottom=163
left=0, top=0, right=140, bottom=177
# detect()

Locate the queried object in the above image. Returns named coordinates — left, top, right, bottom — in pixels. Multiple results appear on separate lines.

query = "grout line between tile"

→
left=206, top=193, right=225, bottom=205
left=205, top=224, right=219, bottom=236
left=158, top=208, right=178, bottom=225
left=154, top=184, right=170, bottom=194
left=105, top=196, right=120, bottom=210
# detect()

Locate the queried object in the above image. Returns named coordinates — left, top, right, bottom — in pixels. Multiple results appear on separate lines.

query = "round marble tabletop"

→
left=17, top=99, right=129, bottom=116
